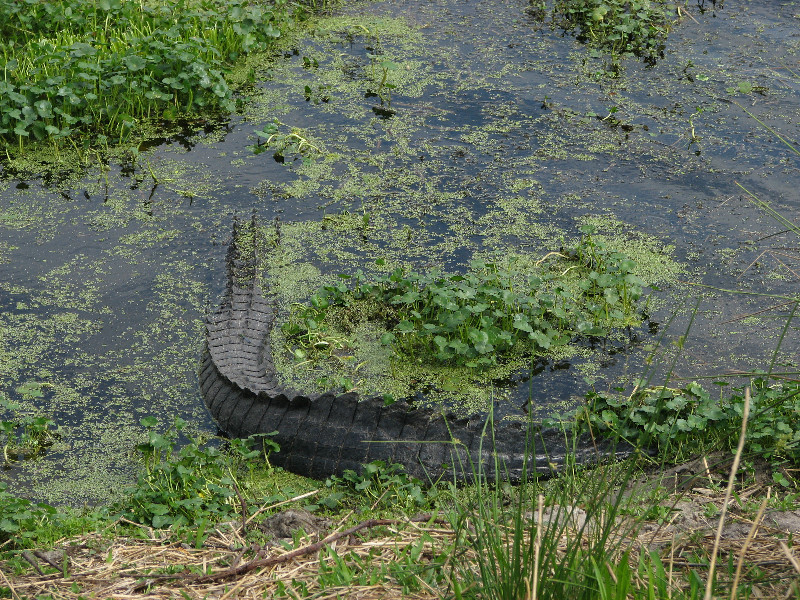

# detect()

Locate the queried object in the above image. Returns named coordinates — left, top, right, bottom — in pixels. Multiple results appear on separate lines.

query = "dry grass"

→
left=634, top=499, right=800, bottom=599
left=1, top=516, right=456, bottom=599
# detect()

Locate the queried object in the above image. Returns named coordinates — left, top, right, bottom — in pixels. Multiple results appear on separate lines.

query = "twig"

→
left=676, top=4, right=700, bottom=25
left=370, top=487, right=392, bottom=511
left=20, top=552, right=44, bottom=576
left=771, top=253, right=800, bottom=281
left=0, top=566, right=20, bottom=600
left=33, top=550, right=64, bottom=573
left=716, top=300, right=798, bottom=325
left=702, top=456, right=713, bottom=486
left=532, top=493, right=544, bottom=600
left=117, top=516, right=155, bottom=539
left=231, top=480, right=248, bottom=535
left=780, top=541, right=800, bottom=575
left=534, top=251, right=568, bottom=266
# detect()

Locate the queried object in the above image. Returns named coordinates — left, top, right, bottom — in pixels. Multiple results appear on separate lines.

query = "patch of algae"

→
left=578, top=214, right=686, bottom=286
left=0, top=241, right=15, bottom=264
left=0, top=152, right=226, bottom=504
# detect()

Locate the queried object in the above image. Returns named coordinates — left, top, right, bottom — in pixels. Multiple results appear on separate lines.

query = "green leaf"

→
left=530, top=331, right=552, bottom=349
left=152, top=514, right=173, bottom=528
left=16, top=382, right=44, bottom=399
left=123, top=55, right=147, bottom=71
left=147, top=503, right=170, bottom=516
left=0, top=519, right=19, bottom=533
left=512, top=315, right=534, bottom=334
left=449, top=340, right=470, bottom=355
left=396, top=320, right=415, bottom=334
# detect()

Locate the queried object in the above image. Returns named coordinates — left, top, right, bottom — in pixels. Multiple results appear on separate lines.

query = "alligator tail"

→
left=200, top=217, right=630, bottom=482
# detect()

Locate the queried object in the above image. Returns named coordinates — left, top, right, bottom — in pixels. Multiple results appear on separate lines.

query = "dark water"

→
left=0, top=0, right=797, bottom=504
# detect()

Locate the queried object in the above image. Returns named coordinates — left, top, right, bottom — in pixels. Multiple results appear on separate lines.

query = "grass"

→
left=0, top=0, right=301, bottom=153
left=580, top=378, right=800, bottom=477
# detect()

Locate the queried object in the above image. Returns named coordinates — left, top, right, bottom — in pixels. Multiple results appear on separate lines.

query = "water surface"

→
left=0, top=0, right=797, bottom=504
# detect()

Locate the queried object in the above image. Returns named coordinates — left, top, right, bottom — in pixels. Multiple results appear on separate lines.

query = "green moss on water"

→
left=577, top=215, right=686, bottom=286
left=0, top=155, right=224, bottom=504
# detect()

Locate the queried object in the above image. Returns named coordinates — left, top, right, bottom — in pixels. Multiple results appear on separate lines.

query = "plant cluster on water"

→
left=250, top=118, right=324, bottom=163
left=281, top=225, right=646, bottom=397
left=0, top=0, right=298, bottom=152
left=531, top=0, right=683, bottom=70
left=0, top=385, right=59, bottom=467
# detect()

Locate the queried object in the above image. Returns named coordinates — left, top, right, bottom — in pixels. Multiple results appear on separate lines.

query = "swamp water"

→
left=0, top=0, right=798, bottom=505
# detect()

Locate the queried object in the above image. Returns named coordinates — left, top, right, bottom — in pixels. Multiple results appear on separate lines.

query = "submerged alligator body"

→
left=199, top=218, right=631, bottom=482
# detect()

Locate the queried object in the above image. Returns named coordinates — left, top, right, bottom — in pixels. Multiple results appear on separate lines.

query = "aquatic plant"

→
left=251, top=119, right=324, bottom=163
left=0, top=387, right=59, bottom=466
left=367, top=57, right=398, bottom=106
left=282, top=225, right=646, bottom=371
left=538, top=0, right=681, bottom=68
left=0, top=0, right=294, bottom=151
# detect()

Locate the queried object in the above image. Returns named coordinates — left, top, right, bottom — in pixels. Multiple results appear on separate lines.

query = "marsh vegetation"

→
left=0, top=0, right=798, bottom=597
left=0, top=0, right=300, bottom=152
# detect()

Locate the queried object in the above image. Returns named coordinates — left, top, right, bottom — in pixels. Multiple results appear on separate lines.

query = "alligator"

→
left=199, top=216, right=633, bottom=482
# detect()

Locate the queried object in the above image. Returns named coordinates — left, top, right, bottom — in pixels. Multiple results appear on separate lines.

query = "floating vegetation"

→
left=1, top=387, right=60, bottom=466
left=250, top=119, right=325, bottom=163
left=280, top=225, right=649, bottom=405
left=532, top=0, right=682, bottom=69
left=0, top=0, right=297, bottom=151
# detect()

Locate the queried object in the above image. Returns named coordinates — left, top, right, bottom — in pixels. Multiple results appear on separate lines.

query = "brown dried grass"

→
left=4, top=458, right=800, bottom=600
left=1, top=516, right=457, bottom=600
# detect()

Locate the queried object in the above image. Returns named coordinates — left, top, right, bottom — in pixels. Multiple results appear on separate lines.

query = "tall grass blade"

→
left=704, top=387, right=750, bottom=600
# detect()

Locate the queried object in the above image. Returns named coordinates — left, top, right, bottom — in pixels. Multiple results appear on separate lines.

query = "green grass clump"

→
left=324, top=460, right=431, bottom=512
left=0, top=483, right=108, bottom=551
left=446, top=435, right=643, bottom=600
left=582, top=378, right=800, bottom=479
left=282, top=225, right=646, bottom=373
left=0, top=0, right=295, bottom=151
left=0, top=483, right=61, bottom=548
